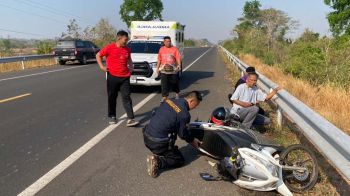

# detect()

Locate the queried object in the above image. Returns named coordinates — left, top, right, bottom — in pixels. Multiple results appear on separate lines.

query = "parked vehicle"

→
left=189, top=121, right=319, bottom=195
left=53, top=40, right=100, bottom=65
left=128, top=21, right=185, bottom=86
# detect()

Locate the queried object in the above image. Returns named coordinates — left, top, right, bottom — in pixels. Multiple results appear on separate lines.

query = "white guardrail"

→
left=0, top=54, right=54, bottom=69
left=219, top=45, right=350, bottom=181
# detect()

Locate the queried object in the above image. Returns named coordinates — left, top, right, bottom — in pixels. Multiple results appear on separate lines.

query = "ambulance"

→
left=128, top=21, right=185, bottom=86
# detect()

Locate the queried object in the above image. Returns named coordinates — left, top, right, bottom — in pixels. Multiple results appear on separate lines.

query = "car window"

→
left=76, top=41, right=84, bottom=48
left=56, top=41, right=75, bottom=48
left=127, top=41, right=162, bottom=54
left=84, top=41, right=92, bottom=47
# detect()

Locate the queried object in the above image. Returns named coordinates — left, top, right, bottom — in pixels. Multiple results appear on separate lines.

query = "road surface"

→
left=0, top=47, right=273, bottom=196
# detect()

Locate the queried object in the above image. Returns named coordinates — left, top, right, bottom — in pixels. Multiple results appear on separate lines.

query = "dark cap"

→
left=246, top=66, right=255, bottom=73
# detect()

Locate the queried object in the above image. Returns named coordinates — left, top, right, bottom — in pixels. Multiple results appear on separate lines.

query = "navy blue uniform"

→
left=143, top=98, right=194, bottom=169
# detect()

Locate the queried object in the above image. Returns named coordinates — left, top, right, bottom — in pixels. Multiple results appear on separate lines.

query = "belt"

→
left=144, top=130, right=169, bottom=143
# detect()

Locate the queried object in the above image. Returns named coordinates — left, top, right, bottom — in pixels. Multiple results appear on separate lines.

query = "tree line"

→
left=0, top=18, right=118, bottom=56
left=0, top=0, right=164, bottom=56
left=222, top=0, right=350, bottom=89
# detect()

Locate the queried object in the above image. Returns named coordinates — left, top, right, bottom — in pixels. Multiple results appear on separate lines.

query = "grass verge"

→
left=0, top=58, right=57, bottom=73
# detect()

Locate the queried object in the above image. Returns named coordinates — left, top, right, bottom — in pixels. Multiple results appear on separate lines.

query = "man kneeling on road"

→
left=143, top=91, right=202, bottom=178
left=230, top=72, right=280, bottom=129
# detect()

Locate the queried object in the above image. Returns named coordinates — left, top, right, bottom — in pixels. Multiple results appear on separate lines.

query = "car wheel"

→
left=58, top=60, right=66, bottom=65
left=80, top=55, right=87, bottom=65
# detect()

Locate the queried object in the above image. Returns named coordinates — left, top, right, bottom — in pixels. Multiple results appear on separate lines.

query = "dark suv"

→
left=53, top=40, right=100, bottom=65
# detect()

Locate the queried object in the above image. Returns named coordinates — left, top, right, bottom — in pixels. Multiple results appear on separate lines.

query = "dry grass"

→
left=0, top=58, right=57, bottom=73
left=219, top=50, right=342, bottom=196
left=237, top=54, right=350, bottom=136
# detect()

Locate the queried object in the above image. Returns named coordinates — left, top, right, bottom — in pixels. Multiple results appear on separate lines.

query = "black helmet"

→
left=210, top=107, right=229, bottom=125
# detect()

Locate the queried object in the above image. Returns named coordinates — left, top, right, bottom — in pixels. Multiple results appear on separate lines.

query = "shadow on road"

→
left=130, top=85, right=160, bottom=94
left=64, top=60, right=97, bottom=66
left=180, top=71, right=214, bottom=90
left=134, top=108, right=157, bottom=126
left=179, top=144, right=201, bottom=166
left=157, top=144, right=201, bottom=177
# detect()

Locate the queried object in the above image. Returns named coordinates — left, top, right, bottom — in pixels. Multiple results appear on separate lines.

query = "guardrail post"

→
left=21, top=60, right=25, bottom=70
left=276, top=107, right=283, bottom=128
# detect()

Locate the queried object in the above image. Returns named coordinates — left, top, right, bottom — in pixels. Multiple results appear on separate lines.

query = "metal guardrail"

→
left=0, top=54, right=54, bottom=63
left=0, top=54, right=55, bottom=69
left=219, top=46, right=350, bottom=181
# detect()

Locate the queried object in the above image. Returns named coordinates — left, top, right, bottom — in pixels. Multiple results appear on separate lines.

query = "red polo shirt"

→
left=99, top=43, right=132, bottom=77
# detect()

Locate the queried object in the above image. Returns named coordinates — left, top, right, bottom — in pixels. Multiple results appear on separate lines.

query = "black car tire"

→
left=58, top=60, right=66, bottom=65
left=80, top=55, right=87, bottom=65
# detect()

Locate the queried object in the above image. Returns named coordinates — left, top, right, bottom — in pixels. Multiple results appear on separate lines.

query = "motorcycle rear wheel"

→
left=280, top=144, right=319, bottom=193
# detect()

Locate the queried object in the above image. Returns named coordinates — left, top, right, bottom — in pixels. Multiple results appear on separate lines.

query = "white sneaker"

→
left=108, top=116, right=117, bottom=124
left=126, top=119, right=139, bottom=127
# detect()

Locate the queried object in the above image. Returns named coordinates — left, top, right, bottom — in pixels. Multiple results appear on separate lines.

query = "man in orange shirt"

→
left=156, top=36, right=182, bottom=102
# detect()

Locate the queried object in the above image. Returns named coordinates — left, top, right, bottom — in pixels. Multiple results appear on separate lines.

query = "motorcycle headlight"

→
left=149, top=62, right=157, bottom=69
left=247, top=152, right=278, bottom=177
left=265, top=163, right=278, bottom=177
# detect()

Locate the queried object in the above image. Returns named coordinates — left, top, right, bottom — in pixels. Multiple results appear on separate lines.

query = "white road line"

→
left=0, top=64, right=92, bottom=82
left=183, top=47, right=212, bottom=72
left=17, top=47, right=212, bottom=196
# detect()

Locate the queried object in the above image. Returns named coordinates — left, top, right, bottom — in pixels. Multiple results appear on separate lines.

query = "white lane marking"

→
left=0, top=93, right=31, bottom=103
left=183, top=47, right=212, bottom=72
left=0, top=64, right=92, bottom=82
left=17, top=93, right=157, bottom=196
left=17, top=47, right=212, bottom=196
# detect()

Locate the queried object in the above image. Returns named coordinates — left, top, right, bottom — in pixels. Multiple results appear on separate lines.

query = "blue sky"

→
left=0, top=0, right=332, bottom=43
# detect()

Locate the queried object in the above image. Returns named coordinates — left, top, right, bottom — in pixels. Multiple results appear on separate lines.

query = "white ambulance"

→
left=128, top=21, right=185, bottom=86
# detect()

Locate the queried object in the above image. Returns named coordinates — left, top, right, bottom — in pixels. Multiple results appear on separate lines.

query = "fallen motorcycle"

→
left=189, top=121, right=319, bottom=196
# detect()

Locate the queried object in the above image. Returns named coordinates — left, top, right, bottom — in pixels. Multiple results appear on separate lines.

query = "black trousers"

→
left=107, top=73, right=134, bottom=119
left=161, top=73, right=180, bottom=97
left=143, top=133, right=185, bottom=169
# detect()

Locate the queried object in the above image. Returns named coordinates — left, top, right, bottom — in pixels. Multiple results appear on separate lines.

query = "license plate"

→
left=62, top=56, right=69, bottom=59
left=130, top=76, right=137, bottom=83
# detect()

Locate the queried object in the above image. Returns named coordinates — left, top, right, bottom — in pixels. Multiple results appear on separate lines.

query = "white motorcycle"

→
left=189, top=122, right=319, bottom=196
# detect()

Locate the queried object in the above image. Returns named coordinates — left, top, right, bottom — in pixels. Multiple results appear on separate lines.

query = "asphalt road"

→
left=0, top=47, right=274, bottom=196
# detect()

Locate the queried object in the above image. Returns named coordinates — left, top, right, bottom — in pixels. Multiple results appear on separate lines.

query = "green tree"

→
left=0, top=38, right=13, bottom=56
left=65, top=19, right=81, bottom=39
left=298, top=29, right=320, bottom=43
left=90, top=18, right=118, bottom=47
left=81, top=26, right=94, bottom=41
left=36, top=41, right=53, bottom=54
left=231, top=1, right=296, bottom=64
left=258, top=8, right=298, bottom=51
left=184, top=39, right=196, bottom=47
left=238, top=0, right=261, bottom=29
left=119, top=0, right=163, bottom=27
left=324, top=0, right=350, bottom=36
left=233, top=0, right=261, bottom=39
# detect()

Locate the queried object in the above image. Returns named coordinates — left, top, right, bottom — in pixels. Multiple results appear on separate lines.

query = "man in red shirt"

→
left=156, top=36, right=182, bottom=102
left=96, top=30, right=139, bottom=127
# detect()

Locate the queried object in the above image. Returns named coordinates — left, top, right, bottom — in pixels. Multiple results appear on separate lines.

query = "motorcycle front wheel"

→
left=280, top=144, right=319, bottom=193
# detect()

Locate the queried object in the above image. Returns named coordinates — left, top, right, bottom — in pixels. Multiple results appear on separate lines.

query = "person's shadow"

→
left=157, top=144, right=201, bottom=177
left=179, top=144, right=201, bottom=166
